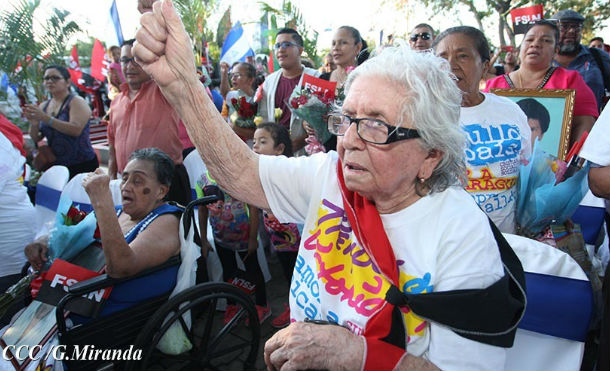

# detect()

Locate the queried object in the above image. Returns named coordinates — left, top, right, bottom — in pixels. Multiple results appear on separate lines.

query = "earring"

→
left=419, top=177, right=425, bottom=184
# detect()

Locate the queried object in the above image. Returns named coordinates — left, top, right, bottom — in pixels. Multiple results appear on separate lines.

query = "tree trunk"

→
left=503, top=18, right=516, bottom=47
left=498, top=12, right=506, bottom=46
left=462, top=0, right=486, bottom=32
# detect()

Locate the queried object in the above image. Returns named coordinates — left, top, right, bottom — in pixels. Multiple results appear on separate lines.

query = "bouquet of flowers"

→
left=516, top=141, right=590, bottom=238
left=0, top=196, right=99, bottom=315
left=229, top=96, right=259, bottom=129
left=287, top=86, right=334, bottom=145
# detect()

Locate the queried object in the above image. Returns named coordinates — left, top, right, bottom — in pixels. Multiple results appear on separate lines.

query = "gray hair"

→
left=343, top=46, right=466, bottom=193
left=128, top=148, right=174, bottom=186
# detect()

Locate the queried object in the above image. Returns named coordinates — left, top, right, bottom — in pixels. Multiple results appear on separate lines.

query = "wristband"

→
left=363, top=337, right=406, bottom=371
left=47, top=117, right=54, bottom=128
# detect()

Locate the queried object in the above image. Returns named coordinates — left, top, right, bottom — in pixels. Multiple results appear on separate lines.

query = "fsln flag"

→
left=110, top=0, right=124, bottom=46
left=90, top=39, right=108, bottom=82
left=220, top=22, right=255, bottom=65
left=68, top=45, right=83, bottom=86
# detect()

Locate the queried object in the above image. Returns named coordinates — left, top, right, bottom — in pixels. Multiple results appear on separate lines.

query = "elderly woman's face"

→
left=434, top=33, right=488, bottom=96
left=520, top=25, right=558, bottom=69
left=120, top=159, right=167, bottom=217
left=337, top=75, right=440, bottom=203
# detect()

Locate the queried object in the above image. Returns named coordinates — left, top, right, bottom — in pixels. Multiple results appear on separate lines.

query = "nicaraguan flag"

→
left=110, top=0, right=124, bottom=46
left=220, top=22, right=255, bottom=65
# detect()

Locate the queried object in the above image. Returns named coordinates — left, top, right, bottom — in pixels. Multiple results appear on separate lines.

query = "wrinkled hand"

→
left=23, top=104, right=49, bottom=123
left=24, top=237, right=49, bottom=271
left=133, top=0, right=197, bottom=96
left=264, top=321, right=363, bottom=371
left=82, top=168, right=111, bottom=200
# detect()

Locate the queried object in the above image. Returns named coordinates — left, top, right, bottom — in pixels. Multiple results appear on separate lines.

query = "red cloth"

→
left=275, top=74, right=300, bottom=130
left=336, top=159, right=406, bottom=371
left=0, top=113, right=25, bottom=156
left=485, top=67, right=599, bottom=118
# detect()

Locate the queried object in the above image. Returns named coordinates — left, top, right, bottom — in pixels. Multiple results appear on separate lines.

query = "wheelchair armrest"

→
left=57, top=255, right=181, bottom=334
left=67, top=255, right=181, bottom=295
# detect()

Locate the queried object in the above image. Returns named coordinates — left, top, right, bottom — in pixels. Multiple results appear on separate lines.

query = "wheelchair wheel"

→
left=123, top=282, right=260, bottom=371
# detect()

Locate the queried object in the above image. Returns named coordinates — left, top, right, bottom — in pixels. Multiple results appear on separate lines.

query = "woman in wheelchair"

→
left=24, top=147, right=182, bottom=316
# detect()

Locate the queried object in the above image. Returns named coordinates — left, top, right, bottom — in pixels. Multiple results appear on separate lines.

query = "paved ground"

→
left=253, top=248, right=291, bottom=370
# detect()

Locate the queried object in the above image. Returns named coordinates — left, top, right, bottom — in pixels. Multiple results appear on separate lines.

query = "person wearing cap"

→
left=551, top=9, right=610, bottom=109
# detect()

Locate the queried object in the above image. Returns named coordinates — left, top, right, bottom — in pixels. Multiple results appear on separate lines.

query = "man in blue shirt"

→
left=551, top=9, right=610, bottom=110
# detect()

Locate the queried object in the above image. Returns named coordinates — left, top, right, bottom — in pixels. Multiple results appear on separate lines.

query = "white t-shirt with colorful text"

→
left=259, top=151, right=506, bottom=371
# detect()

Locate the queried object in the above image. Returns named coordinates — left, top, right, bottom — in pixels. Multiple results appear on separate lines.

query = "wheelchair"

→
left=52, top=196, right=261, bottom=371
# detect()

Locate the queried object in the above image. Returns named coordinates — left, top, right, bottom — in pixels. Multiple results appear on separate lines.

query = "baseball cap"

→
left=550, top=10, right=585, bottom=23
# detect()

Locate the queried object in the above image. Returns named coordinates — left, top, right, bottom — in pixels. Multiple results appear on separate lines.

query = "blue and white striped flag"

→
left=110, top=0, right=124, bottom=46
left=220, top=22, right=255, bottom=65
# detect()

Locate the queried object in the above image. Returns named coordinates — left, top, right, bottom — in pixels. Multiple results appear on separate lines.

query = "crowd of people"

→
left=0, top=0, right=609, bottom=369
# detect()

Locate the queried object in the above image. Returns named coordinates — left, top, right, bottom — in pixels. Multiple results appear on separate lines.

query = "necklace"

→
left=515, top=67, right=555, bottom=89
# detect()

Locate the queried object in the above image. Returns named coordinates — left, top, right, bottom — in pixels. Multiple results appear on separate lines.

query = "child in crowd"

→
left=252, top=123, right=301, bottom=328
left=196, top=170, right=270, bottom=324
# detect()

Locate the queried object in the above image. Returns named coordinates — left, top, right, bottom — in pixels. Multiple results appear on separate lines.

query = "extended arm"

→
left=133, top=1, right=269, bottom=210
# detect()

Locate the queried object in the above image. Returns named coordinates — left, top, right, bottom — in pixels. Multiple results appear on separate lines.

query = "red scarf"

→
left=0, top=113, right=25, bottom=156
left=337, top=159, right=407, bottom=370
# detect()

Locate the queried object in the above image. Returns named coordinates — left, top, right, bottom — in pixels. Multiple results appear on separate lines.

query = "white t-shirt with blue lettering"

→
left=460, top=93, right=531, bottom=233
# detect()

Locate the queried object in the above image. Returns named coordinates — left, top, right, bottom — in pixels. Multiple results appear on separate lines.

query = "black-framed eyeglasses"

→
left=120, top=57, right=137, bottom=65
left=274, top=41, right=299, bottom=50
left=558, top=22, right=583, bottom=32
left=410, top=32, right=431, bottom=42
left=327, top=114, right=420, bottom=145
left=43, top=75, right=63, bottom=82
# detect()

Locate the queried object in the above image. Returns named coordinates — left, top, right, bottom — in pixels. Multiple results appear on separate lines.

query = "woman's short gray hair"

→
left=343, top=46, right=466, bottom=193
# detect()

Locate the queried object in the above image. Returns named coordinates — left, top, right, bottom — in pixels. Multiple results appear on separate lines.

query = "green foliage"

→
left=417, top=0, right=609, bottom=47
left=0, top=0, right=81, bottom=103
left=207, top=41, right=221, bottom=62
left=258, top=0, right=320, bottom=67
left=174, top=0, right=218, bottom=66
left=216, top=6, right=232, bottom=49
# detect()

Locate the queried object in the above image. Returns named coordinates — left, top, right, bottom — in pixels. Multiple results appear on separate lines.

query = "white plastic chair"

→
left=34, top=165, right=69, bottom=238
left=503, top=233, right=593, bottom=371
left=572, top=190, right=609, bottom=274
left=61, top=173, right=122, bottom=213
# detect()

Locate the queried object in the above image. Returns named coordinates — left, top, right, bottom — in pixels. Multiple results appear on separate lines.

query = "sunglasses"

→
left=43, top=75, right=63, bottom=82
left=274, top=41, right=299, bottom=50
left=410, top=32, right=432, bottom=42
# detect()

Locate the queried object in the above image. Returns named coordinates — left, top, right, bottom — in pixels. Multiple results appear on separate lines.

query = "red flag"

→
left=90, top=39, right=108, bottom=82
left=68, top=45, right=83, bottom=82
left=510, top=5, right=544, bottom=34
left=268, top=49, right=274, bottom=73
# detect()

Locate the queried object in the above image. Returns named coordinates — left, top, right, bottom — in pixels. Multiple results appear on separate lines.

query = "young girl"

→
left=252, top=123, right=301, bottom=328
left=196, top=170, right=269, bottom=324
left=221, top=62, right=258, bottom=145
